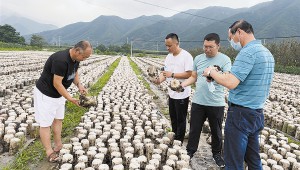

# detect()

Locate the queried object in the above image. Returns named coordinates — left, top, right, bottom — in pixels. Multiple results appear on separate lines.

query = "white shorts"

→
left=33, top=87, right=66, bottom=127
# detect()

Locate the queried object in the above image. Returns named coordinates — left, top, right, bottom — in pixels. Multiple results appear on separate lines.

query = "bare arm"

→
left=73, top=71, right=87, bottom=94
left=152, top=72, right=166, bottom=84
left=53, top=74, right=80, bottom=106
left=163, top=70, right=192, bottom=79
left=73, top=71, right=80, bottom=87
left=181, top=71, right=197, bottom=87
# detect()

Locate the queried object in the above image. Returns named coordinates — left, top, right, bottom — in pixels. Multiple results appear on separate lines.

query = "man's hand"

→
left=150, top=77, right=161, bottom=84
left=169, top=79, right=184, bottom=92
left=203, top=66, right=220, bottom=78
left=78, top=84, right=87, bottom=95
left=69, top=97, right=80, bottom=106
left=162, top=71, right=172, bottom=78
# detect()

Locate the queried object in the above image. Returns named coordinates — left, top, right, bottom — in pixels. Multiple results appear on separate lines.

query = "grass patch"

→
left=128, top=57, right=154, bottom=95
left=1, top=57, right=120, bottom=170
left=287, top=137, right=300, bottom=146
left=1, top=141, right=45, bottom=170
left=161, top=107, right=169, bottom=116
left=62, top=57, right=120, bottom=139
left=89, top=57, right=121, bottom=96
left=128, top=57, right=171, bottom=118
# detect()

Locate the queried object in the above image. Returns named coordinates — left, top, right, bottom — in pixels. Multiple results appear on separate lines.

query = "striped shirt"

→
left=229, top=40, right=274, bottom=109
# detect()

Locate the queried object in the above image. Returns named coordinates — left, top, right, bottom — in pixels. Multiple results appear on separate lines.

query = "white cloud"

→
left=0, top=0, right=272, bottom=27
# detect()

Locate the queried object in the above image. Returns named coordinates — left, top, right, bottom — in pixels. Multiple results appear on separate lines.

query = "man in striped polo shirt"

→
left=203, top=20, right=275, bottom=170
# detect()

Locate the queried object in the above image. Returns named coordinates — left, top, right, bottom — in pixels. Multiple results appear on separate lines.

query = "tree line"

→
left=1, top=24, right=299, bottom=74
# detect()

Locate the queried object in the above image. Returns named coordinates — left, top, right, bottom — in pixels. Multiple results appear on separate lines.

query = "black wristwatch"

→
left=171, top=73, right=174, bottom=78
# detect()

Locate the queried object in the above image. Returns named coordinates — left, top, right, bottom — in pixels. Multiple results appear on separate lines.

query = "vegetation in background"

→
left=1, top=58, right=121, bottom=170
left=0, top=24, right=25, bottom=44
left=0, top=23, right=299, bottom=74
left=30, top=35, right=47, bottom=48
left=188, top=40, right=300, bottom=75
left=95, top=43, right=130, bottom=55
left=128, top=57, right=153, bottom=95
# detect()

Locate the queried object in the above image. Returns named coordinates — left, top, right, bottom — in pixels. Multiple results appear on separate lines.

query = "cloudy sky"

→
left=1, top=0, right=272, bottom=27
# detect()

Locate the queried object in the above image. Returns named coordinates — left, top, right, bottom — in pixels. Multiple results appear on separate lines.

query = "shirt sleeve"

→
left=51, top=59, right=67, bottom=77
left=185, top=52, right=194, bottom=72
left=193, top=58, right=197, bottom=71
left=231, top=51, right=255, bottom=82
left=193, top=56, right=200, bottom=72
left=222, top=56, right=232, bottom=72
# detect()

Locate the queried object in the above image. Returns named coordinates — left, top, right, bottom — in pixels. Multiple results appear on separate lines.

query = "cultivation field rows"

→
left=0, top=52, right=300, bottom=170
left=132, top=57, right=300, bottom=170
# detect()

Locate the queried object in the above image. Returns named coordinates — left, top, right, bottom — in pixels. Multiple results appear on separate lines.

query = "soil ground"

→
left=150, top=83, right=224, bottom=170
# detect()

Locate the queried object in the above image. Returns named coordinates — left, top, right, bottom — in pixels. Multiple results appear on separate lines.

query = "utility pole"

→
left=156, top=41, right=159, bottom=52
left=58, top=36, right=61, bottom=48
left=127, top=37, right=128, bottom=44
left=130, top=41, right=133, bottom=57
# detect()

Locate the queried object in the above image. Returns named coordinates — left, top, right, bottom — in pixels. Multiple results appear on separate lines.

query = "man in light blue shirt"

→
left=203, top=20, right=274, bottom=170
left=182, top=33, right=231, bottom=168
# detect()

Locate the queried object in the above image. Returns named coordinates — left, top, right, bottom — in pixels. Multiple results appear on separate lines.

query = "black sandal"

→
left=53, top=147, right=62, bottom=154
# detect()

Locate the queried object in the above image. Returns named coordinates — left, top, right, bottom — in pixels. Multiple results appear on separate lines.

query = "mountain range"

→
left=0, top=15, right=58, bottom=35
left=1, top=0, right=299, bottom=50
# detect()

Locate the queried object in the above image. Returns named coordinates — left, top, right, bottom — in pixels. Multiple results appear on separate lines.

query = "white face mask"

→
left=206, top=81, right=215, bottom=93
left=230, top=39, right=242, bottom=51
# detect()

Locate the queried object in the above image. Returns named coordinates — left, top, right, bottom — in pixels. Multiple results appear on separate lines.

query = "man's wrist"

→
left=207, top=69, right=211, bottom=77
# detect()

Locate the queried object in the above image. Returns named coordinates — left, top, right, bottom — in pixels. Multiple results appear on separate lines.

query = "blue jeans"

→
left=224, top=105, right=264, bottom=170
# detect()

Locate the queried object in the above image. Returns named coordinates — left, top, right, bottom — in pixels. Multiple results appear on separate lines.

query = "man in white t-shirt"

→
left=153, top=33, right=193, bottom=143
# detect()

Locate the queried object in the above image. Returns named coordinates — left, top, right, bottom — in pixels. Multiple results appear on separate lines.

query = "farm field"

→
left=0, top=52, right=300, bottom=170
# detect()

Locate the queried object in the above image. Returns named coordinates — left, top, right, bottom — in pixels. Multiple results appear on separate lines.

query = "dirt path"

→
left=150, top=83, right=223, bottom=170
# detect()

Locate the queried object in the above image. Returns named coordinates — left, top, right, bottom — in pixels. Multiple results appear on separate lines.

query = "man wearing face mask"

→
left=202, top=20, right=274, bottom=169
left=181, top=33, right=231, bottom=168
left=152, top=33, right=193, bottom=143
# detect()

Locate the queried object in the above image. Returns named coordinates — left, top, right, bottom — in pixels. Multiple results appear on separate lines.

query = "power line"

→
left=132, top=0, right=231, bottom=24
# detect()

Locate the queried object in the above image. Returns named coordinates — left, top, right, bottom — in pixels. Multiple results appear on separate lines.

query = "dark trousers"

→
left=168, top=97, right=189, bottom=143
left=187, top=103, right=224, bottom=155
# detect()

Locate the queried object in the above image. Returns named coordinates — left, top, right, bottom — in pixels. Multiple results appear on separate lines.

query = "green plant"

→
left=128, top=57, right=154, bottom=95
left=2, top=57, right=121, bottom=170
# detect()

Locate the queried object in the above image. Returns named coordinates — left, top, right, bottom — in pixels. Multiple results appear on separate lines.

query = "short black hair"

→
left=74, top=40, right=92, bottom=51
left=229, top=20, right=254, bottom=34
left=165, top=33, right=179, bottom=42
left=204, top=33, right=220, bottom=44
